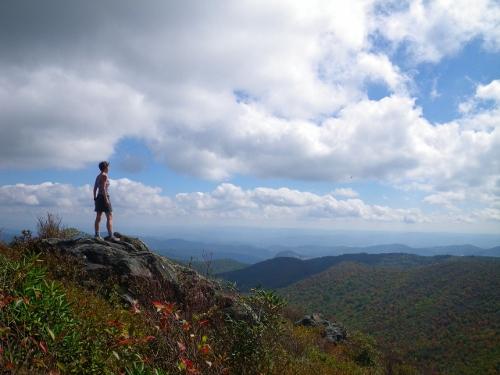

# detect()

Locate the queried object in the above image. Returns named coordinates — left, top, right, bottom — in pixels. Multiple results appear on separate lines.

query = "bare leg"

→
left=105, top=212, right=113, bottom=236
left=94, top=212, right=103, bottom=234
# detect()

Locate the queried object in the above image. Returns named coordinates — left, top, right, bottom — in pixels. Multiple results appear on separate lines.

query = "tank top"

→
left=94, top=173, right=110, bottom=196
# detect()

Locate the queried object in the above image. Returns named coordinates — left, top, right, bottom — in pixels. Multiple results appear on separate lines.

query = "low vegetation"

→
left=280, top=260, right=500, bottom=374
left=0, top=215, right=394, bottom=374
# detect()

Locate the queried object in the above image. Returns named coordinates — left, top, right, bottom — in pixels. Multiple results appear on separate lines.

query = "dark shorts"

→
left=95, top=194, right=112, bottom=213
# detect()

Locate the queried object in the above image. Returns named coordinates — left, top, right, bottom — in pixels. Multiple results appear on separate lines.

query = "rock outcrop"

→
left=36, top=232, right=241, bottom=317
left=296, top=313, right=347, bottom=343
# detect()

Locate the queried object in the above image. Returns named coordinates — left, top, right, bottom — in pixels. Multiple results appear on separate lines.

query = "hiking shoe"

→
left=105, top=235, right=120, bottom=241
left=94, top=234, right=103, bottom=240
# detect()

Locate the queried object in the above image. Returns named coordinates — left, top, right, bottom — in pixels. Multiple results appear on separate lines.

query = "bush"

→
left=222, top=288, right=287, bottom=374
left=0, top=251, right=152, bottom=374
left=36, top=213, right=80, bottom=240
left=346, top=331, right=382, bottom=368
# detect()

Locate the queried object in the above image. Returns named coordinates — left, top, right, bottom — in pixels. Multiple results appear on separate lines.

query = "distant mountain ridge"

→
left=471, top=245, right=500, bottom=257
left=3, top=226, right=499, bottom=261
left=0, top=229, right=18, bottom=243
left=142, top=237, right=500, bottom=264
left=270, top=243, right=499, bottom=258
left=4, top=230, right=499, bottom=262
left=142, top=237, right=273, bottom=264
left=218, top=252, right=453, bottom=291
left=273, top=250, right=307, bottom=259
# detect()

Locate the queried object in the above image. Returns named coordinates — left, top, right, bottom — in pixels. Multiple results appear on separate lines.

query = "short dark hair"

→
left=98, top=161, right=109, bottom=171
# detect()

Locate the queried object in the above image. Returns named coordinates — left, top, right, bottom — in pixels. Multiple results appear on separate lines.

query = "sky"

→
left=0, top=0, right=499, bottom=236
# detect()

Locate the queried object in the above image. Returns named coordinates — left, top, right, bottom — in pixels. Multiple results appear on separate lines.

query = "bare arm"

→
left=93, top=183, right=98, bottom=200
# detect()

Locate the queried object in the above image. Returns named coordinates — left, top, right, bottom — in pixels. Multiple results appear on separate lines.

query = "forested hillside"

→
left=218, top=253, right=452, bottom=291
left=279, top=257, right=500, bottom=374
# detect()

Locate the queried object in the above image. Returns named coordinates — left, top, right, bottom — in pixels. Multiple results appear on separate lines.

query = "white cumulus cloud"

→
left=0, top=1, right=498, bottom=231
left=332, top=188, right=359, bottom=198
left=378, top=0, right=500, bottom=63
left=0, top=180, right=431, bottom=225
left=476, top=80, right=500, bottom=103
left=0, top=68, right=157, bottom=169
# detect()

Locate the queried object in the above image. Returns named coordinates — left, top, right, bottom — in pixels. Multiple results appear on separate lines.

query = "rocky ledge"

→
left=296, top=313, right=347, bottom=343
left=36, top=232, right=249, bottom=318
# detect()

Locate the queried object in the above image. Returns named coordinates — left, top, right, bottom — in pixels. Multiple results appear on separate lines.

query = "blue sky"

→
left=0, top=0, right=499, bottom=235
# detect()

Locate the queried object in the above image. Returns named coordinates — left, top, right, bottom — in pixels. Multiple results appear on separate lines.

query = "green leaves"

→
left=46, top=327, right=55, bottom=341
left=0, top=251, right=154, bottom=374
left=223, top=288, right=288, bottom=374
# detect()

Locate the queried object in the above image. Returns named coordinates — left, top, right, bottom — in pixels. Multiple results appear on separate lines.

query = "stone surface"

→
left=37, top=232, right=240, bottom=316
left=296, top=313, right=347, bottom=343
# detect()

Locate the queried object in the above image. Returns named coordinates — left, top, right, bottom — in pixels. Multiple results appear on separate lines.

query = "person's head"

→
left=98, top=161, right=109, bottom=172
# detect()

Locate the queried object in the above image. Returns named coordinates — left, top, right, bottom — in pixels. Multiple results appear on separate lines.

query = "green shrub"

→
left=346, top=331, right=382, bottom=368
left=222, top=288, right=287, bottom=374
left=0, top=251, right=153, bottom=374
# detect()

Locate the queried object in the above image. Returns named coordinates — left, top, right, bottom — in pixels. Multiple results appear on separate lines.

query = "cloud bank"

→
left=0, top=179, right=430, bottom=225
left=1, top=179, right=498, bottom=232
left=0, top=0, right=499, bottom=230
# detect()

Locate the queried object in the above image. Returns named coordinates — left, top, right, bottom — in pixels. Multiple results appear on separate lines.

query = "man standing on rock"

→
left=93, top=161, right=119, bottom=241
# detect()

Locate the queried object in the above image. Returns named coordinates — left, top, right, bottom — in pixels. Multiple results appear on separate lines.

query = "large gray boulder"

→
left=36, top=232, right=237, bottom=316
left=296, top=313, right=347, bottom=343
